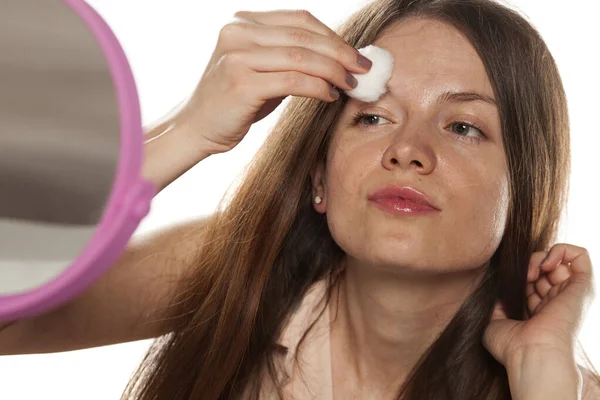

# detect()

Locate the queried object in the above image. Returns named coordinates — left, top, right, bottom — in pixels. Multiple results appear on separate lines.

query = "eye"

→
left=352, top=111, right=486, bottom=143
left=350, top=112, right=488, bottom=144
left=350, top=111, right=391, bottom=128
left=446, top=121, right=487, bottom=144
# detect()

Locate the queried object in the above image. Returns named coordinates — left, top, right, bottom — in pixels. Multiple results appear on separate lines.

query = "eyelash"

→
left=350, top=111, right=487, bottom=144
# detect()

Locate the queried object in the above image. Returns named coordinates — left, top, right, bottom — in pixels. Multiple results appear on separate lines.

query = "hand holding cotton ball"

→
left=344, top=45, right=394, bottom=102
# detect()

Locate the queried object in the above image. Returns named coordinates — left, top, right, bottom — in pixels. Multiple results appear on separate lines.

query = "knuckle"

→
left=221, top=51, right=243, bottom=68
left=219, top=22, right=243, bottom=41
left=293, top=9, right=314, bottom=24
left=219, top=53, right=245, bottom=84
left=324, top=83, right=336, bottom=98
left=581, top=247, right=590, bottom=257
left=335, top=41, right=348, bottom=59
left=334, top=42, right=356, bottom=61
left=286, top=47, right=306, bottom=64
left=289, top=28, right=312, bottom=46
left=283, top=72, right=304, bottom=89
left=330, top=67, right=342, bottom=82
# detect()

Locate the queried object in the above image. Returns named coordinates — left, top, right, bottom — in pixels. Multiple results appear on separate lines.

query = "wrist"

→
left=142, top=115, right=214, bottom=193
left=173, top=116, right=225, bottom=158
left=507, top=347, right=582, bottom=400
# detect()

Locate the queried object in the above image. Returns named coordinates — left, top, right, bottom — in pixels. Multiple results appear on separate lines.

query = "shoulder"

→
left=277, top=278, right=330, bottom=349
left=579, top=365, right=600, bottom=400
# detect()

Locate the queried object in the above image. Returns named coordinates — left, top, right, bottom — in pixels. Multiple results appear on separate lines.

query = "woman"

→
left=1, top=0, right=598, bottom=399
left=123, top=0, right=600, bottom=398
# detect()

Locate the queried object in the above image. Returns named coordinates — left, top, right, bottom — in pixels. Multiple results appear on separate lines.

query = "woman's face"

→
left=312, top=17, right=510, bottom=275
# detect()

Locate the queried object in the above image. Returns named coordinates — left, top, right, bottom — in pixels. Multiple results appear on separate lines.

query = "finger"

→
left=548, top=283, right=562, bottom=299
left=541, top=243, right=592, bottom=278
left=252, top=70, right=341, bottom=103
left=542, top=244, right=595, bottom=301
left=527, top=251, right=549, bottom=282
left=533, top=295, right=549, bottom=314
left=526, top=282, right=535, bottom=296
left=490, top=300, right=507, bottom=320
left=234, top=9, right=346, bottom=44
left=229, top=22, right=368, bottom=74
left=547, top=262, right=571, bottom=285
left=535, top=273, right=552, bottom=298
left=232, top=46, right=358, bottom=91
left=528, top=292, right=542, bottom=315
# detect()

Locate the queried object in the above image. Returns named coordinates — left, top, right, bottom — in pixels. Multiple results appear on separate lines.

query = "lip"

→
left=368, top=184, right=439, bottom=210
left=370, top=198, right=439, bottom=215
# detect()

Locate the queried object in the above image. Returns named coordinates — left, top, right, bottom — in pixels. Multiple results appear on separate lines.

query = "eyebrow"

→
left=384, top=85, right=497, bottom=107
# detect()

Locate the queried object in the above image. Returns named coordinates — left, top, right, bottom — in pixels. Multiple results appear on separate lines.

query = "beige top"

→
left=242, top=278, right=332, bottom=400
left=275, top=279, right=333, bottom=400
left=244, top=278, right=600, bottom=400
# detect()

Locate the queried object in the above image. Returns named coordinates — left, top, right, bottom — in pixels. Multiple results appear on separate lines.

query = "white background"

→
left=1, top=0, right=599, bottom=398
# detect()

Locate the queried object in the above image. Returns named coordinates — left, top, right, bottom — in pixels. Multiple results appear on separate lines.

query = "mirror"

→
left=0, top=0, right=155, bottom=322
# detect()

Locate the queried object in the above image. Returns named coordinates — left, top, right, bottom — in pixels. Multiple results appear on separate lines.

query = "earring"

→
left=314, top=196, right=322, bottom=204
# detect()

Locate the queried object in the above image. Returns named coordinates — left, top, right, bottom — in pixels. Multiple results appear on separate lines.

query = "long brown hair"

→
left=122, top=0, right=600, bottom=398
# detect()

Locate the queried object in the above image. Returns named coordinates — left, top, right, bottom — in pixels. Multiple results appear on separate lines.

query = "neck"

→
left=329, top=260, right=485, bottom=396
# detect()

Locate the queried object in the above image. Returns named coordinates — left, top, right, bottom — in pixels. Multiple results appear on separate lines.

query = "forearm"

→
left=507, top=348, right=583, bottom=400
left=142, top=114, right=214, bottom=195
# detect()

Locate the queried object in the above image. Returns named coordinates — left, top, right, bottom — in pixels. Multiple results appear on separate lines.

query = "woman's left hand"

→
left=482, top=243, right=596, bottom=367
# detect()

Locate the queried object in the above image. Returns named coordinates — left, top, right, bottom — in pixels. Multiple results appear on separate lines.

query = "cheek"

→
left=322, top=150, right=374, bottom=251
left=325, top=144, right=375, bottom=200
left=442, top=173, right=509, bottom=260
left=424, top=154, right=509, bottom=266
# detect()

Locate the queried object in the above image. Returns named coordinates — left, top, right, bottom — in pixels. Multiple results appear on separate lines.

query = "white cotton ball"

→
left=344, top=45, right=394, bottom=102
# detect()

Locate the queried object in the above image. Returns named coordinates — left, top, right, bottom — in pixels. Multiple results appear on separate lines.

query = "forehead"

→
left=369, top=17, right=494, bottom=103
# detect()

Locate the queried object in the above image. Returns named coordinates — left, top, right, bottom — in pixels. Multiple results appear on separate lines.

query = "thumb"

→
left=482, top=301, right=519, bottom=366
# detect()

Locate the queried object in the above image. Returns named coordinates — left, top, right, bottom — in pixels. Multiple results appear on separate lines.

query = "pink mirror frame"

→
left=0, top=0, right=156, bottom=322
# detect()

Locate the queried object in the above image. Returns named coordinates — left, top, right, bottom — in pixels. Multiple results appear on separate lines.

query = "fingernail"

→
left=329, top=86, right=340, bottom=99
left=345, top=72, right=358, bottom=88
left=357, top=54, right=372, bottom=70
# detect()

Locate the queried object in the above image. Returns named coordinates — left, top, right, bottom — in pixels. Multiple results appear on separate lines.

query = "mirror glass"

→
left=0, top=0, right=120, bottom=295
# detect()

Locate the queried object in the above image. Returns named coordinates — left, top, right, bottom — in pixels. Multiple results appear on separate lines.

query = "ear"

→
left=310, top=162, right=327, bottom=213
